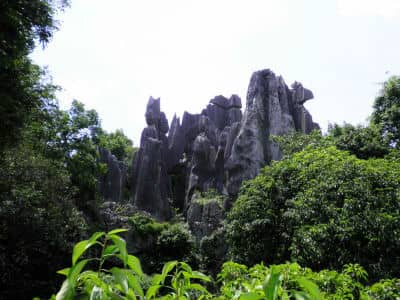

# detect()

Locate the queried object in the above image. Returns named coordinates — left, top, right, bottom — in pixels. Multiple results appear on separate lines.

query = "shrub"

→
left=128, top=213, right=196, bottom=273
left=226, top=146, right=400, bottom=280
left=0, top=145, right=88, bottom=299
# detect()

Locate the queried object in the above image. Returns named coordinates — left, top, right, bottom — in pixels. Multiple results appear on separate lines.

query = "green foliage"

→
left=54, top=229, right=147, bottom=299
left=148, top=261, right=211, bottom=299
left=226, top=146, right=400, bottom=280
left=46, top=229, right=400, bottom=299
left=217, top=261, right=399, bottom=300
left=0, top=142, right=88, bottom=299
left=0, top=0, right=69, bottom=151
left=129, top=213, right=196, bottom=273
left=273, top=125, right=392, bottom=160
left=193, top=189, right=226, bottom=207
left=99, top=129, right=135, bottom=162
left=28, top=99, right=104, bottom=206
left=272, top=130, right=328, bottom=158
left=129, top=213, right=168, bottom=236
left=372, top=76, right=400, bottom=148
left=0, top=93, right=106, bottom=297
left=217, top=262, right=324, bottom=300
left=328, top=123, right=390, bottom=159
left=366, top=279, right=400, bottom=300
left=50, top=230, right=211, bottom=300
left=200, top=228, right=227, bottom=277
left=226, top=174, right=285, bottom=265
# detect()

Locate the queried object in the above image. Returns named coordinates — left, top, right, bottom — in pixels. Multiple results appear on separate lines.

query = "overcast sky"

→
left=31, top=0, right=400, bottom=144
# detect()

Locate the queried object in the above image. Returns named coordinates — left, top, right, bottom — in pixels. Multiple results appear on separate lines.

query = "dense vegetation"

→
left=1, top=1, right=400, bottom=299
left=226, top=146, right=400, bottom=279
left=48, top=229, right=400, bottom=299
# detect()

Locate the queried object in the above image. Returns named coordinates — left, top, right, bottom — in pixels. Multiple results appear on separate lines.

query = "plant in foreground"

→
left=45, top=229, right=338, bottom=300
left=49, top=229, right=211, bottom=300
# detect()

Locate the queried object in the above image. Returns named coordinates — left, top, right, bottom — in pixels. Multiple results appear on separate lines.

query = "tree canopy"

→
left=0, top=0, right=69, bottom=151
left=226, top=146, right=400, bottom=280
left=372, top=76, right=400, bottom=148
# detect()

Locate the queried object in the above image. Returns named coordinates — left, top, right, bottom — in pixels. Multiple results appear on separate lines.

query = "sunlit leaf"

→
left=107, top=228, right=128, bottom=235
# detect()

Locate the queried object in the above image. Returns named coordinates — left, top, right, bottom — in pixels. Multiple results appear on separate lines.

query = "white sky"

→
left=31, top=0, right=400, bottom=145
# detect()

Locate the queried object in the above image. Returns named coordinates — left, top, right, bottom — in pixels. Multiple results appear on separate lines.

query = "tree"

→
left=99, top=129, right=135, bottom=162
left=31, top=100, right=105, bottom=207
left=0, top=0, right=69, bottom=151
left=226, top=146, right=400, bottom=280
left=0, top=142, right=87, bottom=299
left=372, top=75, right=400, bottom=148
left=328, top=123, right=390, bottom=159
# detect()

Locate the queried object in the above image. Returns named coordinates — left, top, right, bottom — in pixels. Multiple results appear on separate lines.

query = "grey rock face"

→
left=99, top=201, right=136, bottom=231
left=98, top=148, right=127, bottom=203
left=131, top=97, right=172, bottom=221
left=185, top=133, right=217, bottom=208
left=128, top=69, right=318, bottom=220
left=186, top=197, right=224, bottom=243
left=225, top=69, right=318, bottom=197
left=164, top=95, right=244, bottom=210
left=168, top=114, right=185, bottom=168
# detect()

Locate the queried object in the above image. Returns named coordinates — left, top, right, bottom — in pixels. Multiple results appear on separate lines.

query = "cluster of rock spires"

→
left=99, top=69, right=319, bottom=223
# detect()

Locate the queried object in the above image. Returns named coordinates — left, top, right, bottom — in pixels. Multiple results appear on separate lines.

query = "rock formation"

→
left=186, top=196, right=224, bottom=244
left=225, top=69, right=319, bottom=197
left=98, top=148, right=127, bottom=203
left=131, top=97, right=172, bottom=221
left=99, top=69, right=318, bottom=221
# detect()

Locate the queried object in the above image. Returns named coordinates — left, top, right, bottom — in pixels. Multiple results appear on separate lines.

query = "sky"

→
left=31, top=0, right=400, bottom=144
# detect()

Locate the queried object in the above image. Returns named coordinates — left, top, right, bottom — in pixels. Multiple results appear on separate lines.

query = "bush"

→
left=0, top=145, right=88, bottom=299
left=200, top=228, right=227, bottom=277
left=48, top=229, right=400, bottom=299
left=226, top=146, right=400, bottom=280
left=50, top=229, right=211, bottom=300
left=128, top=213, right=196, bottom=273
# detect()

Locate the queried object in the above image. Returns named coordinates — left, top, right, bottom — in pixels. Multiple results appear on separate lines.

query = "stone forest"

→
left=2, top=1, right=400, bottom=298
left=99, top=69, right=318, bottom=221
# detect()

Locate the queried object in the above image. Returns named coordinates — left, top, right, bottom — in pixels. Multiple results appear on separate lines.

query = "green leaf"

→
left=127, top=289, right=138, bottom=300
left=72, top=232, right=104, bottom=265
left=68, top=259, right=88, bottom=285
left=239, top=292, right=263, bottom=300
left=151, top=274, right=164, bottom=285
left=187, top=270, right=211, bottom=282
left=90, top=286, right=103, bottom=300
left=79, top=271, right=105, bottom=288
left=179, top=261, right=192, bottom=272
left=55, top=279, right=74, bottom=300
left=109, top=234, right=128, bottom=266
left=125, top=271, right=144, bottom=298
left=88, top=232, right=105, bottom=244
left=108, top=291, right=125, bottom=300
left=107, top=228, right=128, bottom=235
left=57, top=268, right=71, bottom=276
left=127, top=255, right=143, bottom=276
left=111, top=267, right=129, bottom=294
left=188, top=283, right=209, bottom=294
left=296, top=278, right=321, bottom=300
left=146, top=284, right=162, bottom=299
left=72, top=239, right=89, bottom=265
left=161, top=261, right=178, bottom=282
left=293, top=291, right=312, bottom=300
left=263, top=267, right=282, bottom=300
left=103, top=245, right=118, bottom=256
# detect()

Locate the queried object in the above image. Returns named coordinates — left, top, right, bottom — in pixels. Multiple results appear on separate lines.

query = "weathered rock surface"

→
left=99, top=201, right=136, bottom=231
left=186, top=197, right=224, bottom=243
left=131, top=97, right=172, bottom=221
left=225, top=69, right=319, bottom=196
left=98, top=148, right=127, bottom=203
left=101, top=69, right=320, bottom=221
